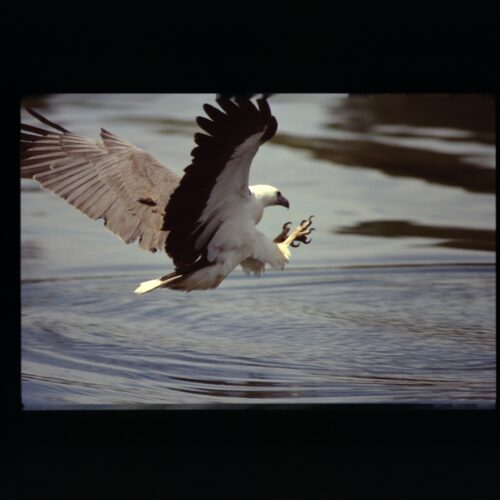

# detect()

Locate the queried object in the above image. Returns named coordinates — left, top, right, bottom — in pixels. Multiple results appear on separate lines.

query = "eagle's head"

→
left=250, top=184, right=290, bottom=209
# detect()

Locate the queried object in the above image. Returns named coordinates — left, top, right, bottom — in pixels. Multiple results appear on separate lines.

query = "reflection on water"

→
left=338, top=94, right=495, bottom=136
left=273, top=94, right=495, bottom=194
left=272, top=132, right=494, bottom=194
left=337, top=220, right=495, bottom=252
left=20, top=94, right=495, bottom=408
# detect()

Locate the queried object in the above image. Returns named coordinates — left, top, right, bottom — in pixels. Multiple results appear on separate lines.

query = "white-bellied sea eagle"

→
left=21, top=97, right=314, bottom=293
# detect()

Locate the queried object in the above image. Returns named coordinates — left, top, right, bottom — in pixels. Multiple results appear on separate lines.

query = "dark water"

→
left=21, top=94, right=496, bottom=408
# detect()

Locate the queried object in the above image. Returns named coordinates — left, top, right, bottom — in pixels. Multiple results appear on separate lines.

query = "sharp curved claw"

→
left=287, top=216, right=316, bottom=249
left=300, top=216, right=314, bottom=229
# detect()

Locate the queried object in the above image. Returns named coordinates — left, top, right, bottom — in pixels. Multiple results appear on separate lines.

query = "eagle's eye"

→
left=277, top=191, right=282, bottom=198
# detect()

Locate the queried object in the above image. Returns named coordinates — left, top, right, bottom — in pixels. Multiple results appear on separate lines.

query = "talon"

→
left=300, top=216, right=314, bottom=229
left=283, top=215, right=316, bottom=248
left=274, top=221, right=293, bottom=243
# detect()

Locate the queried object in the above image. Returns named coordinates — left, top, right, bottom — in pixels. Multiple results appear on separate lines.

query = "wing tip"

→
left=23, top=108, right=70, bottom=133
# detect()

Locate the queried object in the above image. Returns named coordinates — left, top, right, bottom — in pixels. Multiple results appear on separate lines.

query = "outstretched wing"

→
left=21, top=109, right=181, bottom=252
left=163, top=98, right=277, bottom=268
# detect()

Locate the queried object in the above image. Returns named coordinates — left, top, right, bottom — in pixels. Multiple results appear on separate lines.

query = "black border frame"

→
left=7, top=4, right=498, bottom=497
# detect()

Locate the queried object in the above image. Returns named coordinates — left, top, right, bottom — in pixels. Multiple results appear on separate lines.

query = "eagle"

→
left=21, top=97, right=314, bottom=293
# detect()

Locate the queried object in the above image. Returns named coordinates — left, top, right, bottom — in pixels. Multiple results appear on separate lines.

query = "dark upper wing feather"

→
left=163, top=97, right=277, bottom=269
left=256, top=98, right=278, bottom=142
left=215, top=97, right=240, bottom=116
left=234, top=98, right=260, bottom=118
left=260, top=115, right=278, bottom=143
left=193, top=132, right=212, bottom=147
left=196, top=116, right=222, bottom=137
left=202, top=103, right=227, bottom=123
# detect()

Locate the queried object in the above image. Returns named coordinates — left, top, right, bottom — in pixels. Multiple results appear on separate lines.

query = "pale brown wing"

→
left=21, top=109, right=181, bottom=252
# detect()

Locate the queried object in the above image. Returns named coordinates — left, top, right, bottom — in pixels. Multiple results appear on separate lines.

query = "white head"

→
left=249, top=184, right=290, bottom=209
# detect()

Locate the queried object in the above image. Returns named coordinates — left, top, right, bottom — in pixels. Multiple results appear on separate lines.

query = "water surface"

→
left=21, top=94, right=496, bottom=408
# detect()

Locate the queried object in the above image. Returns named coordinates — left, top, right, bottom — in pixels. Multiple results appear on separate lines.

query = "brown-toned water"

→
left=21, top=94, right=495, bottom=408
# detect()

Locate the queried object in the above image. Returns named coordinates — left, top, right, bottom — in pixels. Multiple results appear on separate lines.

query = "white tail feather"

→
left=134, top=274, right=182, bottom=295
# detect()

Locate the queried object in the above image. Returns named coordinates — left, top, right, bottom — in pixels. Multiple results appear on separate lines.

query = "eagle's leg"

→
left=284, top=215, right=315, bottom=248
left=273, top=221, right=292, bottom=243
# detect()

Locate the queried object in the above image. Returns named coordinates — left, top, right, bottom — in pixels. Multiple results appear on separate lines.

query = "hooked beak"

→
left=277, top=193, right=290, bottom=209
